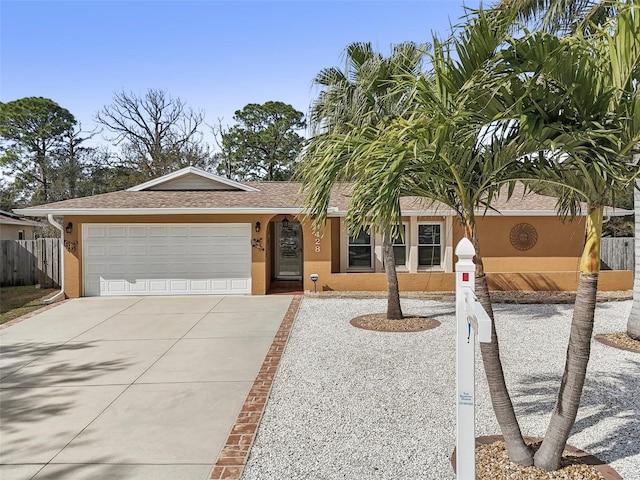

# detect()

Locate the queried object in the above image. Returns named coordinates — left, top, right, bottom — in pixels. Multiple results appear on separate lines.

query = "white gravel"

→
left=242, top=298, right=640, bottom=480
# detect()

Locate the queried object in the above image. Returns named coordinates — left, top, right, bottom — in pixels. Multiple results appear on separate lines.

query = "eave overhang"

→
left=14, top=207, right=308, bottom=217
left=328, top=207, right=634, bottom=217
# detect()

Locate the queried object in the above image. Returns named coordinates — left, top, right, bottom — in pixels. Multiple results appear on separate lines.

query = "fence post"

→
left=455, top=238, right=477, bottom=480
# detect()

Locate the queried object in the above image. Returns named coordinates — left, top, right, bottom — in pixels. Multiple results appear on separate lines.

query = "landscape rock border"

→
left=594, top=333, right=640, bottom=354
left=307, top=290, right=632, bottom=304
left=451, top=435, right=622, bottom=479
left=350, top=313, right=441, bottom=332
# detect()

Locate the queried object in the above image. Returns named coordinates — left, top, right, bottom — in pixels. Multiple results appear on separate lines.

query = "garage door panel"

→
left=228, top=244, right=250, bottom=255
left=83, top=223, right=251, bottom=296
left=107, top=280, right=128, bottom=293
left=108, top=226, right=127, bottom=237
left=169, top=245, right=188, bottom=255
left=128, top=245, right=147, bottom=255
left=148, top=226, right=167, bottom=236
left=85, top=226, right=106, bottom=237
left=129, top=282, right=148, bottom=293
left=200, top=257, right=231, bottom=267
left=149, top=245, right=168, bottom=255
left=169, top=226, right=188, bottom=237
left=189, top=226, right=210, bottom=236
left=169, top=280, right=189, bottom=292
left=107, top=245, right=127, bottom=256
left=127, top=262, right=146, bottom=274
left=164, top=265, right=189, bottom=276
left=230, top=279, right=251, bottom=291
left=189, top=280, right=210, bottom=292
left=190, top=263, right=221, bottom=274
left=128, top=226, right=147, bottom=237
left=149, top=280, right=170, bottom=293
left=191, top=245, right=214, bottom=255
left=150, top=264, right=169, bottom=274
left=211, top=279, right=230, bottom=292
left=107, top=263, right=126, bottom=274
left=87, top=245, right=106, bottom=256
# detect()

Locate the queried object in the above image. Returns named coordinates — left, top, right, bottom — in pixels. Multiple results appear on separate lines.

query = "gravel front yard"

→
left=242, top=298, right=639, bottom=480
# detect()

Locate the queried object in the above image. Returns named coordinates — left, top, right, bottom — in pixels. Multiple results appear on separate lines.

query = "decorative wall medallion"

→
left=509, top=223, right=538, bottom=251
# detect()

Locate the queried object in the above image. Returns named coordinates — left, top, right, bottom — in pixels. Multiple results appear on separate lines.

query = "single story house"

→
left=15, top=166, right=633, bottom=297
left=0, top=210, right=41, bottom=240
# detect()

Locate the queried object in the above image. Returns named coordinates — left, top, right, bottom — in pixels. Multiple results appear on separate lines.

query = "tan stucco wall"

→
left=453, top=216, right=585, bottom=262
left=303, top=215, right=631, bottom=293
left=61, top=213, right=631, bottom=298
left=487, top=270, right=632, bottom=291
left=0, top=224, right=37, bottom=240
left=309, top=272, right=456, bottom=292
left=301, top=216, right=333, bottom=292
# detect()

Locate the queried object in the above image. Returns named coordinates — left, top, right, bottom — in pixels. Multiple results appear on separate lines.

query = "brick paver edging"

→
left=210, top=295, right=302, bottom=480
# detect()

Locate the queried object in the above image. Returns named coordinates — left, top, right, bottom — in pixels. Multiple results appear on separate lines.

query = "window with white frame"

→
left=392, top=224, right=408, bottom=268
left=348, top=229, right=373, bottom=269
left=418, top=223, right=442, bottom=267
left=18, top=230, right=25, bottom=240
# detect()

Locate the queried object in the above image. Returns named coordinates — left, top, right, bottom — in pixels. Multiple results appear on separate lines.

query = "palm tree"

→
left=338, top=9, right=538, bottom=466
left=501, top=0, right=640, bottom=340
left=345, top=5, right=638, bottom=471
left=300, top=41, right=426, bottom=320
left=498, top=5, right=640, bottom=469
left=500, top=0, right=618, bottom=34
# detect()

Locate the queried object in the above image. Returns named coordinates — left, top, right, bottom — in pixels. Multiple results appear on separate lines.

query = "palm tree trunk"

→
left=466, top=219, right=533, bottom=465
left=476, top=273, right=533, bottom=465
left=627, top=177, right=640, bottom=340
left=383, top=228, right=403, bottom=320
left=534, top=206, right=602, bottom=471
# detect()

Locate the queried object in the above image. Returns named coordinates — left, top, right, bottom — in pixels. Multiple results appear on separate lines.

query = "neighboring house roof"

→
left=0, top=210, right=42, bottom=227
left=14, top=166, right=632, bottom=217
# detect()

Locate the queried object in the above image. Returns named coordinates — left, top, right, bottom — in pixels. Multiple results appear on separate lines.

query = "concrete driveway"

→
left=0, top=295, right=294, bottom=480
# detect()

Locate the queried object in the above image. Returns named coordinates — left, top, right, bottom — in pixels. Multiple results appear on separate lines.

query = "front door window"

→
left=275, top=221, right=302, bottom=280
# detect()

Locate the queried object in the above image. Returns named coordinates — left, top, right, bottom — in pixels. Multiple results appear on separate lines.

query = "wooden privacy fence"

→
left=600, top=237, right=635, bottom=271
left=0, top=239, right=61, bottom=288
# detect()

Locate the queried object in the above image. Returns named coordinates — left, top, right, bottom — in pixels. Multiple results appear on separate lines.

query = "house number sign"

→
left=313, top=231, right=321, bottom=253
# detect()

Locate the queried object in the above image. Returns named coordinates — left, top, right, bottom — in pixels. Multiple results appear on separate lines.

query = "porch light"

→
left=255, top=221, right=261, bottom=233
left=65, top=222, right=73, bottom=234
left=282, top=216, right=289, bottom=228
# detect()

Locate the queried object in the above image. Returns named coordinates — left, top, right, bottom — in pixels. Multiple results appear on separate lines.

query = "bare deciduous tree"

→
left=96, top=89, right=210, bottom=178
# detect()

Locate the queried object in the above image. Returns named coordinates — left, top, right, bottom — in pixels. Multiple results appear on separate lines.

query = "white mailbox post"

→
left=455, top=238, right=492, bottom=480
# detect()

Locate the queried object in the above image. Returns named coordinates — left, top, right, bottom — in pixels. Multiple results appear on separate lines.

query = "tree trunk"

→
left=534, top=273, right=598, bottom=470
left=383, top=228, right=403, bottom=320
left=534, top=206, right=602, bottom=471
left=475, top=273, right=533, bottom=465
left=469, top=218, right=532, bottom=466
left=627, top=178, right=640, bottom=340
left=68, top=130, right=78, bottom=198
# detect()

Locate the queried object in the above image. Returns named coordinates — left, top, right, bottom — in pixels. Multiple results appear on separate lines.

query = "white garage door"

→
left=83, top=223, right=252, bottom=296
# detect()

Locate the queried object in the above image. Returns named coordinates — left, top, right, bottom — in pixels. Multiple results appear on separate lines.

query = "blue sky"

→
left=1, top=0, right=482, bottom=144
